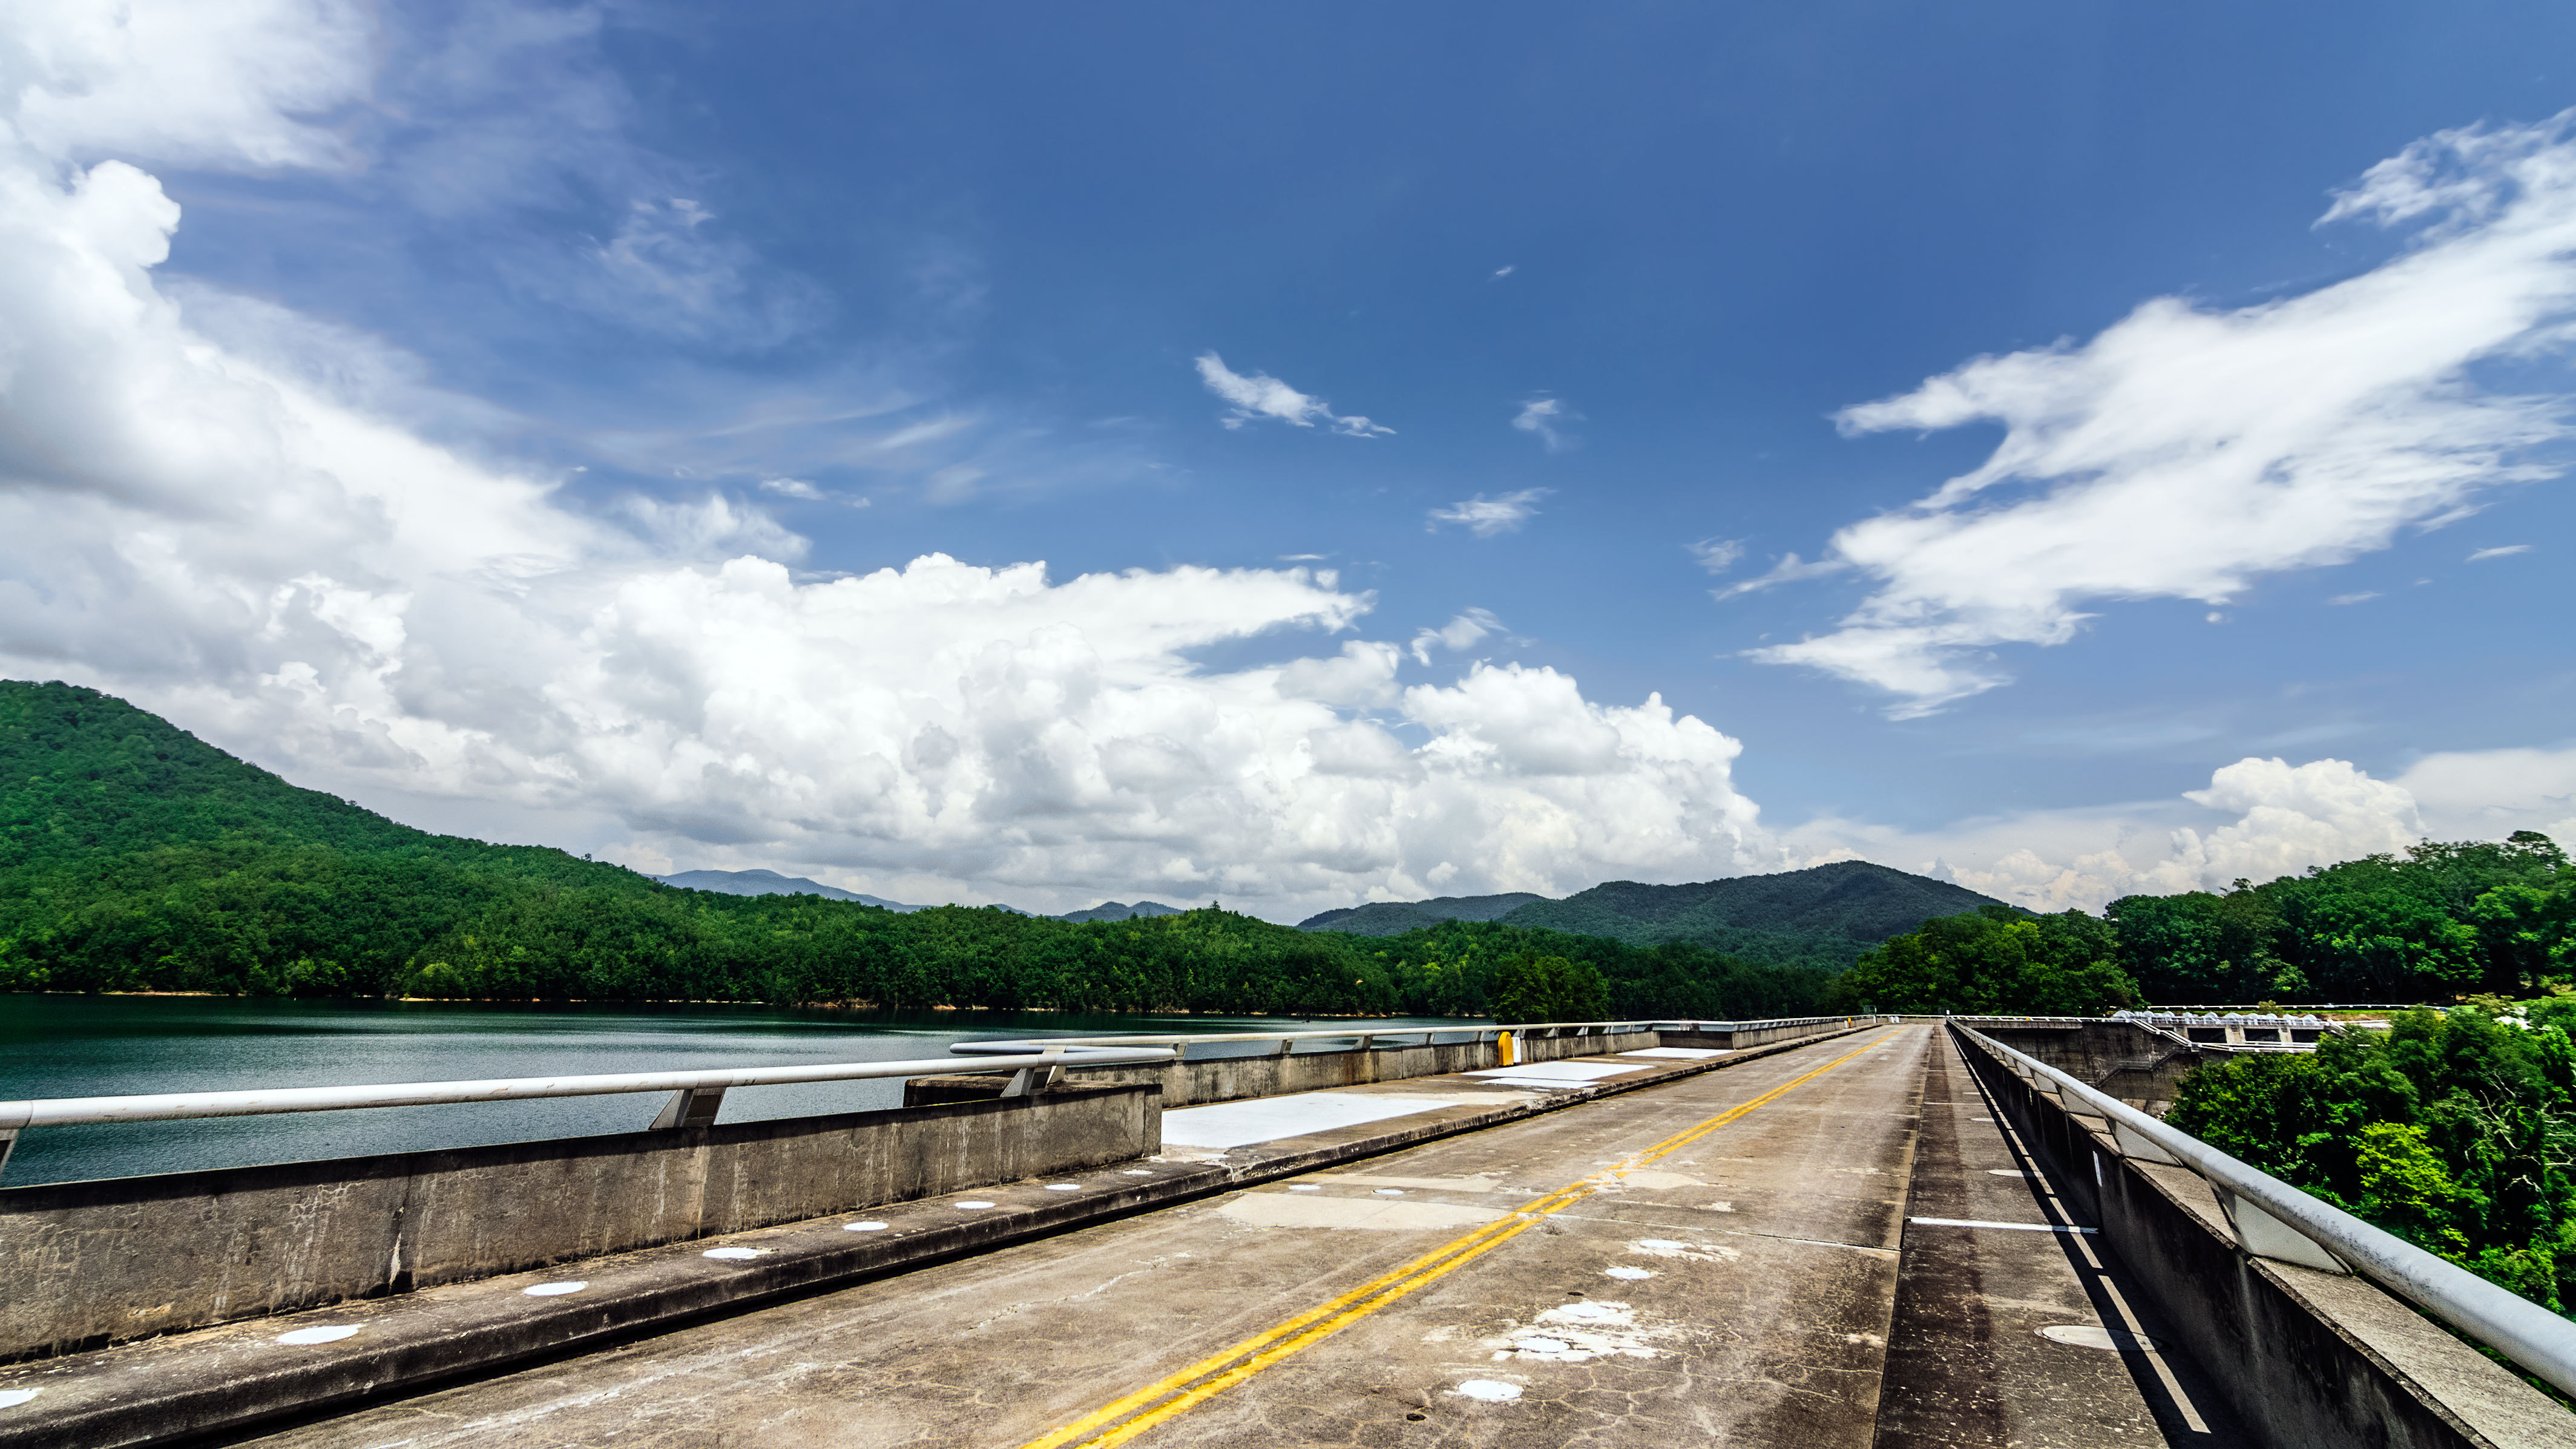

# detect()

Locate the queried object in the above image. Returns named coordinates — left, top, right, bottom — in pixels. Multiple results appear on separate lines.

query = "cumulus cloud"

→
left=1787, top=756, right=2438, bottom=913
left=1511, top=396, right=1577, bottom=450
left=0, top=6, right=1776, bottom=917
left=1750, top=112, right=2576, bottom=716
left=758, top=477, right=824, bottom=500
left=2467, top=544, right=2532, bottom=560
left=1428, top=489, right=1548, bottom=538
left=1194, top=352, right=1393, bottom=436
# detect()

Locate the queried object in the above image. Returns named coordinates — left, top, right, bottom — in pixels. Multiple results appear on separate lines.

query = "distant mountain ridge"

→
left=654, top=869, right=924, bottom=911
left=1297, top=893, right=1547, bottom=936
left=653, top=870, right=1181, bottom=924
left=1300, top=862, right=2009, bottom=968
left=1054, top=900, right=1188, bottom=923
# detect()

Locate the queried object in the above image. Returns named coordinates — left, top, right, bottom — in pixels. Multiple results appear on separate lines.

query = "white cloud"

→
left=0, top=11, right=1775, bottom=918
left=7, top=0, right=371, bottom=171
left=1492, top=264, right=1515, bottom=278
left=1751, top=112, right=2576, bottom=716
left=1511, top=396, right=1577, bottom=451
left=2394, top=744, right=2576, bottom=845
left=1687, top=537, right=1746, bottom=574
left=1194, top=352, right=1393, bottom=436
left=1788, top=749, right=2576, bottom=915
left=1428, top=489, right=1548, bottom=538
left=2327, top=591, right=2380, bottom=605
left=758, top=477, right=824, bottom=500
left=2467, top=544, right=2532, bottom=560
left=1787, top=756, right=2434, bottom=912
left=1410, top=608, right=1501, bottom=665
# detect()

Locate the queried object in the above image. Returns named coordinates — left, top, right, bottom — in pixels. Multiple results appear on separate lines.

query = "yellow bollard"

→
left=1498, top=1029, right=1516, bottom=1067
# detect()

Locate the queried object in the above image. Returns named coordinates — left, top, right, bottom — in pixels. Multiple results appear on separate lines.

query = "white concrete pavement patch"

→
left=1464, top=1060, right=1651, bottom=1082
left=1617, top=1047, right=1728, bottom=1060
left=1163, top=1091, right=1487, bottom=1148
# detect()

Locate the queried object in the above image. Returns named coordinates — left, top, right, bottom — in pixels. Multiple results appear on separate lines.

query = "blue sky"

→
left=4, top=1, right=2572, bottom=916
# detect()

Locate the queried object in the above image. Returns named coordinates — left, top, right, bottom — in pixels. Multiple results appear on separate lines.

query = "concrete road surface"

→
left=239, top=1025, right=2237, bottom=1448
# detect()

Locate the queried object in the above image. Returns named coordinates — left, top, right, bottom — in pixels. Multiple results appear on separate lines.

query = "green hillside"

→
left=1301, top=862, right=2009, bottom=968
left=1300, top=893, right=1546, bottom=936
left=0, top=680, right=1832, bottom=1019
left=2, top=682, right=625, bottom=884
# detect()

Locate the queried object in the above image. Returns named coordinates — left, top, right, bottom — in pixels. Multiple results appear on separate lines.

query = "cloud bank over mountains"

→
left=1747, top=112, right=2576, bottom=716
left=0, top=1, right=1775, bottom=915
left=0, top=2, right=2563, bottom=919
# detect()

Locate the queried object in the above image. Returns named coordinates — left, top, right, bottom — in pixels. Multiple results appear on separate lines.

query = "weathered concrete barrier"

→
left=1951, top=1025, right=2571, bottom=1448
left=1967, top=1018, right=2214, bottom=1110
left=0, top=1080, right=1155, bottom=1364
left=1661, top=1017, right=1867, bottom=1051
left=1047, top=1026, right=1664, bottom=1107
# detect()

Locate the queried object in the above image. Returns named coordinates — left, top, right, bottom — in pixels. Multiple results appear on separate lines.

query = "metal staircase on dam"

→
left=0, top=1016, right=2569, bottom=1448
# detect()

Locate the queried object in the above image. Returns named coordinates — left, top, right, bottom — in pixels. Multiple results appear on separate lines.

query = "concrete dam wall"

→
left=0, top=1081, right=1157, bottom=1363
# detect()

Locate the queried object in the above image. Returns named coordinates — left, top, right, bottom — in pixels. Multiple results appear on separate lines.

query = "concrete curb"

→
left=0, top=1024, right=1885, bottom=1449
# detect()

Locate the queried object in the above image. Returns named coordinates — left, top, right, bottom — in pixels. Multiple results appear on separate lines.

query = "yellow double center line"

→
left=1016, top=1028, right=1898, bottom=1449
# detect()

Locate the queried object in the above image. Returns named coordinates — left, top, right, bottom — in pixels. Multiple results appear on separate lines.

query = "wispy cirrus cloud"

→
left=1428, top=489, right=1549, bottom=537
left=2467, top=544, right=2532, bottom=560
left=1410, top=608, right=1502, bottom=665
left=1687, top=537, right=1746, bottom=574
left=1194, top=352, right=1392, bottom=436
left=1746, top=111, right=2576, bottom=717
left=1511, top=396, right=1577, bottom=450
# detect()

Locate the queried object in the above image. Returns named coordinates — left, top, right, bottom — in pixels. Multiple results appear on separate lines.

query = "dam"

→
left=0, top=1016, right=2568, bottom=1447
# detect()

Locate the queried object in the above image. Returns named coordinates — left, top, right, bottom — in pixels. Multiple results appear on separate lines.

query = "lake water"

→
left=0, top=996, right=1466, bottom=1187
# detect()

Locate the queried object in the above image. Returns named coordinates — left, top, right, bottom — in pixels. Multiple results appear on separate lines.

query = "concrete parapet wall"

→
left=1972, top=1019, right=2210, bottom=1109
left=0, top=1081, right=1157, bottom=1365
left=1951, top=1027, right=2571, bottom=1448
left=1058, top=1027, right=1663, bottom=1107
left=1663, top=1018, right=1867, bottom=1050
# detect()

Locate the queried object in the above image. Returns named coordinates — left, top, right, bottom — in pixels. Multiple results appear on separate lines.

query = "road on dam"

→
left=236, top=1025, right=2249, bottom=1448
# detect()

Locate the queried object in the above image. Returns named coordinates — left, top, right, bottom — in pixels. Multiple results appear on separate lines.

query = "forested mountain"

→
left=0, top=681, right=1825, bottom=1019
left=1298, top=893, right=1546, bottom=935
left=1301, top=863, right=2008, bottom=968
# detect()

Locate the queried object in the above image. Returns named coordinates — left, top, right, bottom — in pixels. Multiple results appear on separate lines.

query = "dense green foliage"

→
left=1359, top=919, right=1833, bottom=1022
left=2108, top=835, right=2575, bottom=1003
left=1822, top=905, right=2140, bottom=1015
left=0, top=682, right=1825, bottom=1019
left=2170, top=1000, right=2576, bottom=1318
left=1496, top=863, right=2009, bottom=969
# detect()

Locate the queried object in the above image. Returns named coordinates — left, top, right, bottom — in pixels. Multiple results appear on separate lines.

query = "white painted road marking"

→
left=1910, top=1217, right=2097, bottom=1234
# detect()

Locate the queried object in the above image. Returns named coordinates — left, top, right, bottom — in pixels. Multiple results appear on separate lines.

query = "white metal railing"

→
left=0, top=1046, right=1175, bottom=1183
left=0, top=1015, right=1879, bottom=1184
left=948, top=1016, right=1868, bottom=1059
left=1954, top=1024, right=2576, bottom=1400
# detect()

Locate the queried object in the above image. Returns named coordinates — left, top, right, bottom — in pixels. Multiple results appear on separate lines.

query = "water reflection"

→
left=0, top=997, right=1464, bottom=1186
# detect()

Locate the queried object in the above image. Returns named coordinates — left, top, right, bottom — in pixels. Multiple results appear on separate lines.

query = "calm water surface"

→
left=0, top=997, right=1463, bottom=1186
